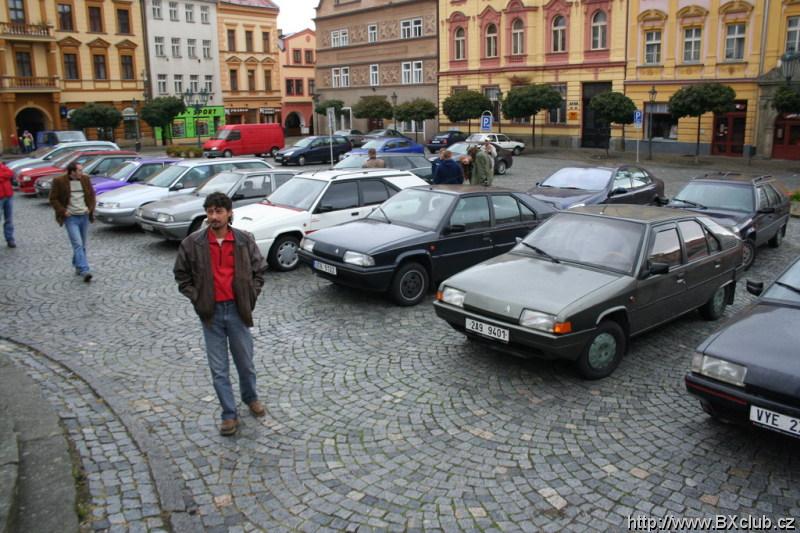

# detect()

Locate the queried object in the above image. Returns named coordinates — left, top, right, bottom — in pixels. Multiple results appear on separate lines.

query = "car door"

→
left=494, top=134, right=509, bottom=150
left=754, top=185, right=778, bottom=246
left=488, top=194, right=537, bottom=255
left=677, top=219, right=722, bottom=308
left=605, top=168, right=639, bottom=204
left=764, top=183, right=788, bottom=238
left=432, top=195, right=494, bottom=280
left=627, top=167, right=657, bottom=204
left=358, top=179, right=391, bottom=209
left=309, top=180, right=361, bottom=231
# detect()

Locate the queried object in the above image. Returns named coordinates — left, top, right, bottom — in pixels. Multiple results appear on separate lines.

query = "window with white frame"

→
left=788, top=17, right=800, bottom=53
left=548, top=83, right=567, bottom=124
left=187, top=39, right=196, bottom=58
left=683, top=27, right=701, bottom=62
left=591, top=11, right=607, bottom=49
left=644, top=30, right=661, bottom=64
left=157, top=73, right=168, bottom=94
left=485, top=23, right=498, bottom=57
left=484, top=86, right=500, bottom=118
left=725, top=23, right=745, bottom=60
left=401, top=18, right=423, bottom=39
left=174, top=74, right=183, bottom=94
left=331, top=67, right=349, bottom=87
left=512, top=19, right=524, bottom=55
left=202, top=40, right=211, bottom=58
left=152, top=0, right=162, bottom=19
left=200, top=5, right=209, bottom=24
left=412, top=60, right=422, bottom=83
left=185, top=3, right=194, bottom=22
left=169, top=1, right=178, bottom=21
left=368, top=24, right=377, bottom=43
left=331, top=29, right=348, bottom=47
left=552, top=16, right=566, bottom=52
left=171, top=37, right=181, bottom=57
left=190, top=74, right=199, bottom=92
left=154, top=36, right=165, bottom=56
left=370, top=64, right=379, bottom=86
left=204, top=75, right=213, bottom=93
left=454, top=27, right=466, bottom=59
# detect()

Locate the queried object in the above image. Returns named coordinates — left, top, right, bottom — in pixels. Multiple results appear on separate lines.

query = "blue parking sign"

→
left=480, top=114, right=493, bottom=132
left=633, top=110, right=643, bottom=129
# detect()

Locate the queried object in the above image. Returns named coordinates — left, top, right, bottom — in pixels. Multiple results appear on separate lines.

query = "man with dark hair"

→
left=49, top=162, right=96, bottom=281
left=173, top=191, right=268, bottom=436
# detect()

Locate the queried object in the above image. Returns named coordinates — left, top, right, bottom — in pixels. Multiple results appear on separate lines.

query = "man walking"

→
left=49, top=162, right=95, bottom=281
left=0, top=162, right=15, bottom=247
left=173, top=192, right=268, bottom=436
left=362, top=148, right=385, bottom=168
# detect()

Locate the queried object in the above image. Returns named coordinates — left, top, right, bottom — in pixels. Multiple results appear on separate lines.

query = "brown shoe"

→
left=248, top=400, right=266, bottom=418
left=219, top=418, right=239, bottom=436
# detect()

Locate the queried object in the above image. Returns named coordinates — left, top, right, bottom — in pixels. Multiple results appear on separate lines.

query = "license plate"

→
left=750, top=405, right=800, bottom=438
left=313, top=260, right=337, bottom=276
left=465, top=318, right=509, bottom=343
left=140, top=223, right=154, bottom=232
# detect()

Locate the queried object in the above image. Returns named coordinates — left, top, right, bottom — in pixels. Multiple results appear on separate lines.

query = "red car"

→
left=17, top=150, right=138, bottom=195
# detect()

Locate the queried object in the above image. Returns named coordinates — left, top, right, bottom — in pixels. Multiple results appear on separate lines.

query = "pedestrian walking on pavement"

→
left=472, top=147, right=494, bottom=186
left=362, top=148, right=385, bottom=168
left=0, top=162, right=15, bottom=247
left=173, top=192, right=268, bottom=436
left=49, top=162, right=96, bottom=282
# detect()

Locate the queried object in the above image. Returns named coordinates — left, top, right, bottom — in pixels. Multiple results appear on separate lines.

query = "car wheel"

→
left=188, top=217, right=204, bottom=235
left=270, top=147, right=279, bottom=158
left=268, top=235, right=300, bottom=271
left=223, top=150, right=233, bottom=158
left=513, top=146, right=522, bottom=156
left=298, top=155, right=306, bottom=166
left=495, top=160, right=507, bottom=175
left=390, top=262, right=429, bottom=306
left=768, top=225, right=786, bottom=248
left=575, top=321, right=626, bottom=380
left=742, top=238, right=756, bottom=270
left=699, top=285, right=727, bottom=321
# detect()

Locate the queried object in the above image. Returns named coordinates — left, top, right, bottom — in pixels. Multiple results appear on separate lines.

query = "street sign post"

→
left=480, top=111, right=493, bottom=132
left=326, top=107, right=336, bottom=167
left=633, top=110, right=643, bottom=162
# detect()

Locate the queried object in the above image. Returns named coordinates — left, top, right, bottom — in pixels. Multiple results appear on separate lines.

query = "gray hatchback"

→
left=135, top=169, right=299, bottom=240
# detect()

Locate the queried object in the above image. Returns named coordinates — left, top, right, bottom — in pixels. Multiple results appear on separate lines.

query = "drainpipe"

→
left=753, top=0, right=770, bottom=160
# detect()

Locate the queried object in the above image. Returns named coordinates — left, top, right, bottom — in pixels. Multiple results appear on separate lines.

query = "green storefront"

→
left=154, top=106, right=225, bottom=143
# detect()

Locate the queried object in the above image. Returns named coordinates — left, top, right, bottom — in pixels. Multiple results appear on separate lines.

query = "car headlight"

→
left=21, top=176, right=31, bottom=182
left=301, top=238, right=316, bottom=253
left=568, top=202, right=585, bottom=209
left=210, top=147, right=218, bottom=151
left=100, top=202, right=120, bottom=209
left=438, top=287, right=465, bottom=307
left=343, top=251, right=374, bottom=266
left=691, top=353, right=747, bottom=387
left=519, top=310, right=572, bottom=334
left=156, top=213, right=174, bottom=223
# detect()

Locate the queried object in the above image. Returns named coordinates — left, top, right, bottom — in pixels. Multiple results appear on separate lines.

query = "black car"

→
left=333, top=153, right=433, bottom=181
left=334, top=129, right=366, bottom=147
left=274, top=136, right=352, bottom=166
left=667, top=173, right=790, bottom=269
left=528, top=166, right=665, bottom=210
left=298, top=186, right=556, bottom=305
left=685, top=256, right=800, bottom=439
left=425, top=131, right=468, bottom=153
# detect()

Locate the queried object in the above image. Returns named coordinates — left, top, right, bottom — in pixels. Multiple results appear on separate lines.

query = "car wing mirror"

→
left=656, top=196, right=670, bottom=206
left=515, top=237, right=523, bottom=244
left=231, top=192, right=245, bottom=201
left=610, top=187, right=628, bottom=196
left=746, top=280, right=764, bottom=296
left=170, top=182, right=184, bottom=191
left=757, top=206, right=776, bottom=214
left=316, top=204, right=333, bottom=213
left=648, top=261, right=670, bottom=276
left=444, top=224, right=466, bottom=235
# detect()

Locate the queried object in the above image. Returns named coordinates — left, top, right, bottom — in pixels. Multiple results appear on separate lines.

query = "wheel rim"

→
left=277, top=241, right=298, bottom=268
left=742, top=242, right=754, bottom=267
left=711, top=287, right=725, bottom=315
left=497, top=162, right=506, bottom=174
left=399, top=270, right=424, bottom=301
left=587, top=332, right=617, bottom=370
left=299, top=156, right=306, bottom=166
left=224, top=150, right=232, bottom=157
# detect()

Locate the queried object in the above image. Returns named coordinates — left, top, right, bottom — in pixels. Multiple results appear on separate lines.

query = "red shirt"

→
left=208, top=228, right=236, bottom=302
left=0, top=163, right=13, bottom=198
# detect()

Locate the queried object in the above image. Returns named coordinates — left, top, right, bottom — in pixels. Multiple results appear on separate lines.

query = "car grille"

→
left=463, top=304, right=517, bottom=325
left=746, top=385, right=800, bottom=410
left=312, top=242, right=344, bottom=262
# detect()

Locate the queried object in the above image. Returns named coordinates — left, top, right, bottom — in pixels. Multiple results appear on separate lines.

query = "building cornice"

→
left=314, top=0, right=434, bottom=22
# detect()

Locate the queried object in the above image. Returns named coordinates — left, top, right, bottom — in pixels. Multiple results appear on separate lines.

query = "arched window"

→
left=512, top=19, right=524, bottom=55
left=552, top=16, right=566, bottom=52
left=455, top=27, right=466, bottom=60
left=485, top=23, right=498, bottom=58
left=591, top=11, right=607, bottom=50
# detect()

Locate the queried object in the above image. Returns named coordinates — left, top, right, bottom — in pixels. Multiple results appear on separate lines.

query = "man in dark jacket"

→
left=173, top=192, right=268, bottom=436
left=0, top=162, right=15, bottom=247
left=431, top=150, right=464, bottom=185
left=49, top=162, right=96, bottom=281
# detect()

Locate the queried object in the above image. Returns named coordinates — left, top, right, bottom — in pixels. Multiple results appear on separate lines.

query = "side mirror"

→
left=316, top=204, right=333, bottom=213
left=656, top=196, right=670, bottom=206
left=170, top=182, right=184, bottom=191
left=515, top=237, right=523, bottom=244
left=746, top=280, right=764, bottom=296
left=610, top=187, right=628, bottom=196
left=444, top=224, right=466, bottom=234
left=535, top=181, right=540, bottom=187
left=757, top=206, right=776, bottom=214
left=231, top=192, right=245, bottom=201
left=648, top=261, right=670, bottom=276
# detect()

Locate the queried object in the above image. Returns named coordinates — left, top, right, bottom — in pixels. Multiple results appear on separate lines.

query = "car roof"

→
left=418, top=184, right=519, bottom=195
left=690, top=171, right=773, bottom=185
left=570, top=204, right=698, bottom=223
left=293, top=168, right=417, bottom=182
left=226, top=168, right=298, bottom=176
left=53, top=140, right=116, bottom=148
left=136, top=157, right=182, bottom=163
left=174, top=157, right=268, bottom=167
left=77, top=150, right=137, bottom=156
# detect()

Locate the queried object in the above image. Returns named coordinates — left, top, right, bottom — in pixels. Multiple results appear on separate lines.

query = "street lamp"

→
left=781, top=52, right=800, bottom=85
left=497, top=89, right=503, bottom=133
left=391, top=91, right=398, bottom=130
left=183, top=88, right=211, bottom=147
left=647, top=85, right=657, bottom=160
left=131, top=97, right=141, bottom=152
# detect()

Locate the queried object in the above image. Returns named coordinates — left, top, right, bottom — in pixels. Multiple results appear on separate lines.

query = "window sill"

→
left=677, top=61, right=702, bottom=66
left=720, top=59, right=747, bottom=65
left=86, top=31, right=107, bottom=35
left=637, top=63, right=664, bottom=68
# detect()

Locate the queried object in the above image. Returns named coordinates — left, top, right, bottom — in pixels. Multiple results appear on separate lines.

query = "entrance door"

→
left=581, top=82, right=612, bottom=148
left=285, top=112, right=302, bottom=136
left=711, top=101, right=747, bottom=156
left=772, top=114, right=800, bottom=160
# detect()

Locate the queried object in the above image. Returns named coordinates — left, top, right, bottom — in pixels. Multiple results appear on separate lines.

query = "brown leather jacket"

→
left=49, top=173, right=96, bottom=226
left=173, top=226, right=267, bottom=327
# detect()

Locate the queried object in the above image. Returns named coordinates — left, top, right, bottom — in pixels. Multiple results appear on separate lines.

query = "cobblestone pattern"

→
left=1, top=156, right=799, bottom=532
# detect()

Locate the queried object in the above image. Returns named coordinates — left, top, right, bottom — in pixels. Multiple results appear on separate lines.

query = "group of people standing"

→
left=431, top=140, right=496, bottom=186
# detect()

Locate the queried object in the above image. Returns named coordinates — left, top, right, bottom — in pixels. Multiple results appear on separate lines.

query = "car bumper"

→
left=433, top=301, right=594, bottom=361
left=298, top=251, right=395, bottom=291
left=95, top=207, right=137, bottom=225
left=135, top=217, right=190, bottom=240
left=203, top=150, right=221, bottom=158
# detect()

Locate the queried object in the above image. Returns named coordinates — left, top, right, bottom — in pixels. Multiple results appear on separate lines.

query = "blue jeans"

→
left=64, top=214, right=90, bottom=274
left=201, top=301, right=258, bottom=420
left=0, top=196, right=13, bottom=244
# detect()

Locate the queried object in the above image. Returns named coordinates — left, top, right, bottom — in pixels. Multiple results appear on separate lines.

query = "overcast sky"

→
left=274, top=0, right=317, bottom=34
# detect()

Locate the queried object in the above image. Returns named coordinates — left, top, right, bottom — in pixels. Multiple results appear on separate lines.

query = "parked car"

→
left=667, top=173, right=790, bottom=270
left=334, top=129, right=367, bottom=147
left=202, top=123, right=284, bottom=158
left=95, top=158, right=271, bottom=226
left=364, top=128, right=409, bottom=140
left=35, top=130, right=86, bottom=148
left=274, top=136, right=352, bottom=166
left=425, top=131, right=468, bottom=153
left=344, top=138, right=425, bottom=158
left=135, top=169, right=299, bottom=240
left=334, top=153, right=433, bottom=181
left=528, top=166, right=665, bottom=210
left=466, top=133, right=526, bottom=155
left=443, top=142, right=513, bottom=175
left=91, top=157, right=183, bottom=195
left=434, top=206, right=744, bottom=379
left=685, top=256, right=800, bottom=439
left=6, top=141, right=120, bottom=177
left=232, top=169, right=428, bottom=271
left=20, top=150, right=138, bottom=195
left=299, top=186, right=556, bottom=305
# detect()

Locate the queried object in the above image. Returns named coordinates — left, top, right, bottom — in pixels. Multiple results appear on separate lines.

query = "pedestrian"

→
left=482, top=140, right=497, bottom=174
left=173, top=192, right=268, bottom=436
left=0, top=162, right=15, bottom=248
left=22, top=131, right=32, bottom=154
left=48, top=162, right=96, bottom=282
left=472, top=146, right=494, bottom=186
left=431, top=150, right=464, bottom=185
left=464, top=147, right=480, bottom=184
left=362, top=148, right=385, bottom=168
left=10, top=133, right=19, bottom=154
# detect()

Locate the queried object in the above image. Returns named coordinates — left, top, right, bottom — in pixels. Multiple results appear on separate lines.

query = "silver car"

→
left=6, top=141, right=120, bottom=177
left=135, top=169, right=299, bottom=240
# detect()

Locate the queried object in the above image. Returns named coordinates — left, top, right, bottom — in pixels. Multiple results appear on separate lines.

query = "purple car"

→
left=92, top=157, right=182, bottom=195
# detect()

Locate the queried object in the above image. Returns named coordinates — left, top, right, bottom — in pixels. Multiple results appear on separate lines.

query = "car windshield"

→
left=146, top=165, right=185, bottom=187
left=763, top=261, right=800, bottom=304
left=266, top=177, right=327, bottom=210
left=366, top=130, right=388, bottom=136
left=540, top=168, right=612, bottom=191
left=334, top=155, right=369, bottom=169
left=518, top=213, right=644, bottom=274
left=195, top=172, right=241, bottom=195
left=108, top=161, right=138, bottom=180
left=465, top=134, right=486, bottom=142
left=213, top=129, right=234, bottom=140
left=51, top=152, right=79, bottom=168
left=361, top=140, right=384, bottom=150
left=30, top=146, right=54, bottom=158
left=368, top=188, right=455, bottom=230
left=672, top=182, right=754, bottom=212
left=292, top=137, right=315, bottom=148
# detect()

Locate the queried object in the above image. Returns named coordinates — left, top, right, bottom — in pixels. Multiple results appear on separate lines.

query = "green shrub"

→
left=791, top=190, right=800, bottom=202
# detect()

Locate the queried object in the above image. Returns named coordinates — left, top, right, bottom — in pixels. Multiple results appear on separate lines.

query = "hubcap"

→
left=587, top=332, right=617, bottom=370
left=712, top=288, right=725, bottom=314
left=277, top=241, right=298, bottom=268
left=743, top=243, right=754, bottom=267
left=400, top=271, right=424, bottom=300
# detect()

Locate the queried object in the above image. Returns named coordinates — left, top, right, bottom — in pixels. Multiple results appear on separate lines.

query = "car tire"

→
left=390, top=262, right=429, bottom=306
left=223, top=150, right=233, bottom=158
left=298, top=155, right=306, bottom=166
left=495, top=160, right=507, bottom=175
left=268, top=235, right=300, bottom=271
left=768, top=225, right=786, bottom=248
left=575, top=321, right=626, bottom=380
left=188, top=217, right=204, bottom=235
left=270, top=147, right=279, bottom=158
left=699, top=285, right=728, bottom=321
left=513, top=147, right=522, bottom=156
left=742, top=238, right=756, bottom=270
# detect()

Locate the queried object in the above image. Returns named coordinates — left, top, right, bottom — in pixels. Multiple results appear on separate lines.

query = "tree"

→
left=669, top=83, right=736, bottom=162
left=140, top=96, right=186, bottom=146
left=393, top=99, right=438, bottom=142
left=589, top=91, right=636, bottom=156
left=773, top=85, right=800, bottom=114
left=442, top=90, right=492, bottom=133
left=69, top=103, right=122, bottom=141
left=352, top=95, right=393, bottom=123
left=314, top=99, right=344, bottom=133
left=501, top=85, right=563, bottom=149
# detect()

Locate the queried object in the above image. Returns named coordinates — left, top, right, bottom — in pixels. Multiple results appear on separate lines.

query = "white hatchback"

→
left=233, top=169, right=428, bottom=271
left=465, top=133, right=525, bottom=155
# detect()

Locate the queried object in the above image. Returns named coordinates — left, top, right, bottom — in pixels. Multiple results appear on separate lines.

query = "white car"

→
left=233, top=169, right=428, bottom=271
left=465, top=133, right=525, bottom=155
left=95, top=158, right=271, bottom=225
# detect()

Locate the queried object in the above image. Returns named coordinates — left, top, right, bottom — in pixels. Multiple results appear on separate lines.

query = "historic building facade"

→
left=278, top=28, right=315, bottom=135
left=314, top=0, right=439, bottom=138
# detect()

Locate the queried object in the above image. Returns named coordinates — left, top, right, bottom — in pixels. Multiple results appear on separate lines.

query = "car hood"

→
left=6, top=157, right=40, bottom=170
left=698, top=304, right=800, bottom=398
left=277, top=146, right=306, bottom=155
left=310, top=219, right=433, bottom=256
left=96, top=183, right=171, bottom=207
left=444, top=253, right=621, bottom=319
left=203, top=140, right=224, bottom=150
left=231, top=202, right=309, bottom=234
left=23, top=165, right=60, bottom=177
left=142, top=194, right=204, bottom=216
left=13, top=160, right=53, bottom=174
left=527, top=188, right=604, bottom=209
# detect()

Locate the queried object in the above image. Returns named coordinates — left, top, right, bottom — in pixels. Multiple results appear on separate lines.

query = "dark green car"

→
left=433, top=205, right=744, bottom=379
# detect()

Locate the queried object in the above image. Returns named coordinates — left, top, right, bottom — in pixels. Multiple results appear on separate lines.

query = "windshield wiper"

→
left=775, top=281, right=800, bottom=296
left=672, top=197, right=707, bottom=209
left=519, top=241, right=560, bottom=263
left=538, top=184, right=553, bottom=188
left=559, top=186, right=584, bottom=190
left=375, top=205, right=391, bottom=224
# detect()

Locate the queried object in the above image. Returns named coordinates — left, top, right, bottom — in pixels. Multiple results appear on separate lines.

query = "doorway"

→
left=581, top=82, right=612, bottom=148
left=15, top=107, right=49, bottom=141
left=367, top=118, right=384, bottom=132
left=712, top=101, right=747, bottom=156
left=285, top=112, right=302, bottom=136
left=772, top=114, right=800, bottom=160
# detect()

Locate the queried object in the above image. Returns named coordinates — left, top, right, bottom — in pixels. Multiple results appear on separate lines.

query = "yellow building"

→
left=278, top=28, right=315, bottom=135
left=217, top=0, right=282, bottom=125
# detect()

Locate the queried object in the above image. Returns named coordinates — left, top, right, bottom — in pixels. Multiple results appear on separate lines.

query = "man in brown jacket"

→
left=362, top=148, right=385, bottom=168
left=49, top=162, right=96, bottom=282
left=173, top=192, right=268, bottom=436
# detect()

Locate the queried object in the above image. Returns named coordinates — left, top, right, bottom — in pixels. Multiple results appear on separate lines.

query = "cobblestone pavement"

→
left=1, top=155, right=799, bottom=532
